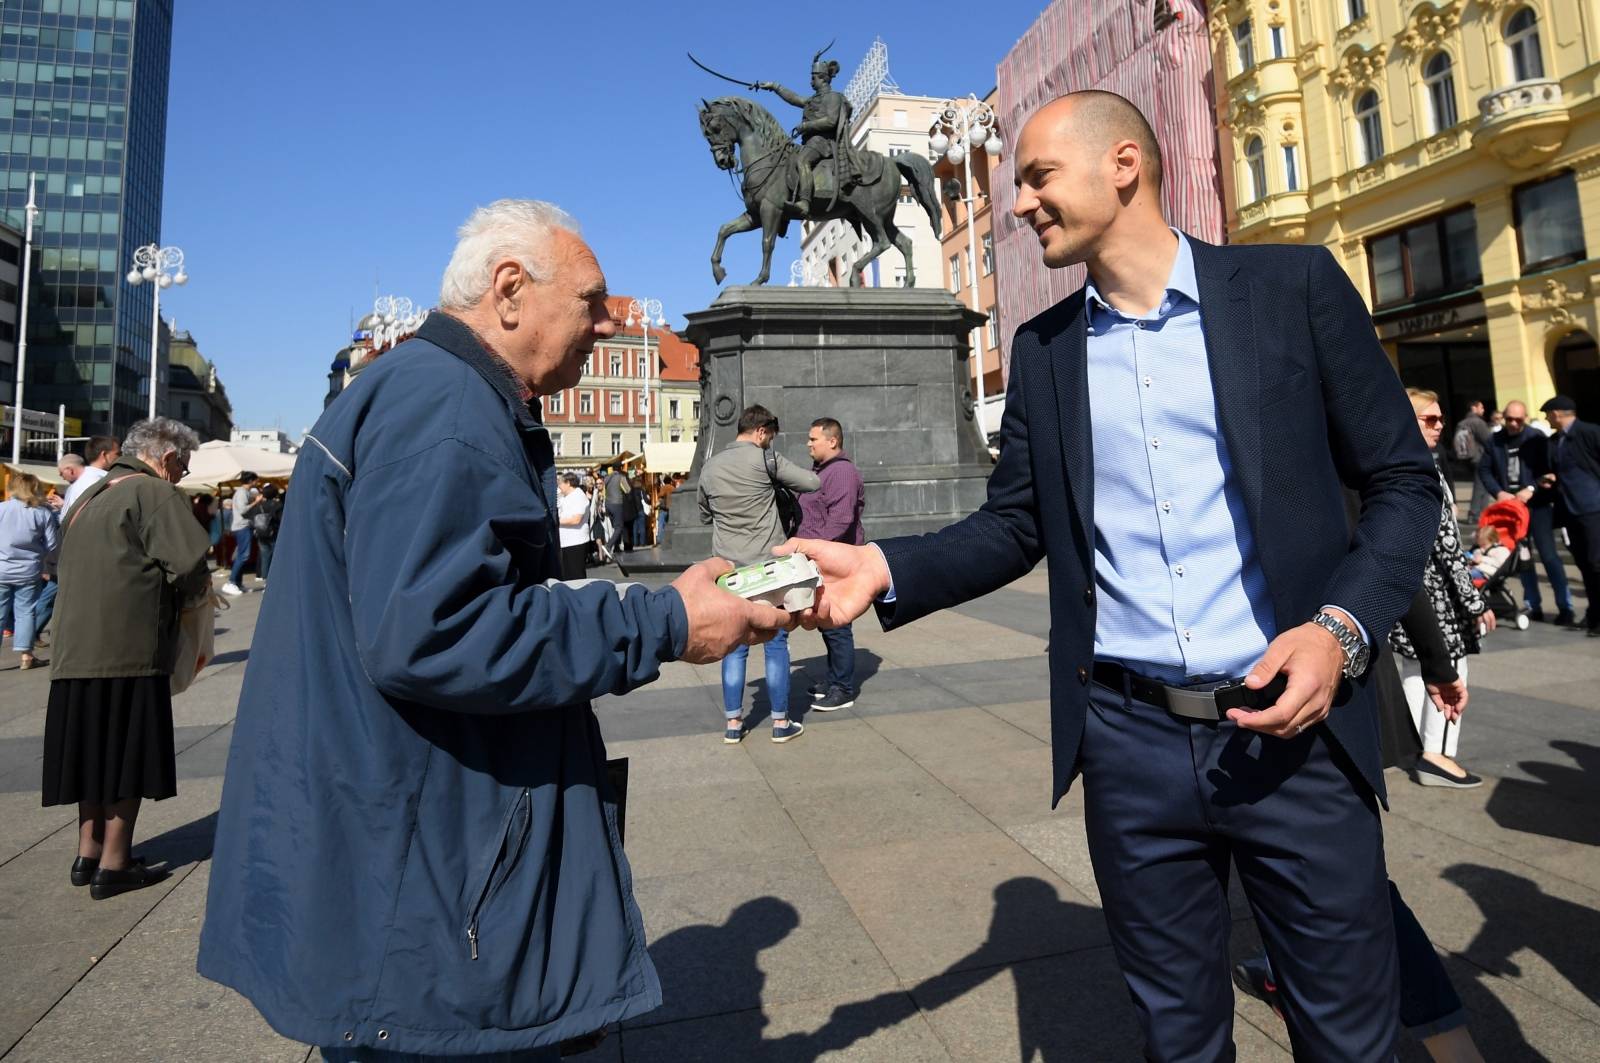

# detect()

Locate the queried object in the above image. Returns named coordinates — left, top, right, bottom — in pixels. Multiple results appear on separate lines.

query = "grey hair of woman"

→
left=122, top=417, right=201, bottom=466
left=437, top=199, right=580, bottom=311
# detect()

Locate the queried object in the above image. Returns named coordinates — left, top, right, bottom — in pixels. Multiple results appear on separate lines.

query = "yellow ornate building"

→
left=1211, top=0, right=1600, bottom=419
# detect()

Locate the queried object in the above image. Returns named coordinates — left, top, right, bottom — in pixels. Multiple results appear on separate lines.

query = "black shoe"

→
left=1527, top=607, right=1546, bottom=623
left=1413, top=757, right=1484, bottom=789
left=807, top=679, right=830, bottom=700
left=89, top=860, right=168, bottom=900
left=812, top=686, right=856, bottom=712
left=1232, top=954, right=1283, bottom=1020
left=1555, top=609, right=1578, bottom=628
left=70, top=856, right=98, bottom=887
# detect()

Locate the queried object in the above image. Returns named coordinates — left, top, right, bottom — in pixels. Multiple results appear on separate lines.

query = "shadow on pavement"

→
left=1440, top=862, right=1600, bottom=1061
left=139, top=809, right=218, bottom=873
left=1484, top=740, right=1600, bottom=847
left=638, top=878, right=1122, bottom=1061
left=208, top=649, right=250, bottom=667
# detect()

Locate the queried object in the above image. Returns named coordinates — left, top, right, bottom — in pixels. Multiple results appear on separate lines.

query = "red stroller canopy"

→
left=1478, top=498, right=1530, bottom=550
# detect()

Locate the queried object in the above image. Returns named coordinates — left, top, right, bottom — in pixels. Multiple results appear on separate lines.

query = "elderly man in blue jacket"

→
left=198, top=200, right=791, bottom=1061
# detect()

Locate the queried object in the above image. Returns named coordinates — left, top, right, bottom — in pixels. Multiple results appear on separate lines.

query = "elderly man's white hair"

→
left=123, top=417, right=200, bottom=465
left=57, top=453, right=85, bottom=470
left=438, top=199, right=581, bottom=311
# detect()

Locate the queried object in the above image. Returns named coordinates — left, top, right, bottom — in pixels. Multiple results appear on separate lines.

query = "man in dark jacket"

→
left=198, top=200, right=790, bottom=1060
left=1478, top=400, right=1574, bottom=624
left=797, top=417, right=865, bottom=710
left=1453, top=399, right=1493, bottom=521
left=1542, top=395, right=1600, bottom=634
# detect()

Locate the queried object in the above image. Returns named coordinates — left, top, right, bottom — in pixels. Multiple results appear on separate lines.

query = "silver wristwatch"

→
left=1312, top=611, right=1369, bottom=678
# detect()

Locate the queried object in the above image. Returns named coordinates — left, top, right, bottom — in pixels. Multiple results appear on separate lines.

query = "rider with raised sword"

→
left=756, top=48, right=852, bottom=216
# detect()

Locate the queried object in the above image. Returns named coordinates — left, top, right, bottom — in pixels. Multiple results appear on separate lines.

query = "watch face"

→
left=1348, top=642, right=1371, bottom=676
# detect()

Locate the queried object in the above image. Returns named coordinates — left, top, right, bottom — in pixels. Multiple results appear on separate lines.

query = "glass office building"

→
left=0, top=0, right=174, bottom=438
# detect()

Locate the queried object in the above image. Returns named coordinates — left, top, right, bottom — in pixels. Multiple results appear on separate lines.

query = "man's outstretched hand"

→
left=672, top=558, right=793, bottom=664
left=774, top=538, right=891, bottom=629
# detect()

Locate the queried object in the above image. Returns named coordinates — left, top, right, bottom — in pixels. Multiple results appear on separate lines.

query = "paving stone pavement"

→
left=1, top=561, right=1596, bottom=1062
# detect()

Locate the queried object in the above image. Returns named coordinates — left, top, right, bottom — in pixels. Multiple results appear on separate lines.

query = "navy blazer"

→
left=875, top=238, right=1441, bottom=807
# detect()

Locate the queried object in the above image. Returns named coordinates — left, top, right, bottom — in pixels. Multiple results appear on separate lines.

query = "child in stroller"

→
left=1474, top=499, right=1532, bottom=630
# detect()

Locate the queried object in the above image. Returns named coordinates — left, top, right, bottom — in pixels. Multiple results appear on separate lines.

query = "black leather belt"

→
left=1091, top=661, right=1289, bottom=722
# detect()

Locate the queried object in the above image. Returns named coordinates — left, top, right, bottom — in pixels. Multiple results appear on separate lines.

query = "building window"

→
left=638, top=391, right=649, bottom=414
left=692, top=401, right=701, bottom=422
left=1235, top=20, right=1255, bottom=73
left=1282, top=144, right=1299, bottom=192
left=1506, top=7, right=1544, bottom=82
left=986, top=306, right=999, bottom=349
left=609, top=391, right=624, bottom=415
left=1355, top=90, right=1384, bottom=164
left=981, top=232, right=994, bottom=276
left=1269, top=24, right=1286, bottom=59
left=580, top=432, right=593, bottom=457
left=669, top=398, right=680, bottom=419
left=1244, top=137, right=1268, bottom=202
left=949, top=253, right=962, bottom=293
left=638, top=433, right=647, bottom=452
left=1348, top=0, right=1366, bottom=22
left=547, top=391, right=563, bottom=414
left=670, top=431, right=682, bottom=443
left=579, top=391, right=593, bottom=415
left=1367, top=207, right=1482, bottom=307
left=1515, top=171, right=1585, bottom=273
left=609, top=352, right=623, bottom=377
left=552, top=434, right=563, bottom=457
left=609, top=432, right=622, bottom=455
left=1423, top=53, right=1458, bottom=133
left=637, top=353, right=648, bottom=377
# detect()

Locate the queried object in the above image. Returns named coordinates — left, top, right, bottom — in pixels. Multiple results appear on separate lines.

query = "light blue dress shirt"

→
left=1084, top=234, right=1278, bottom=684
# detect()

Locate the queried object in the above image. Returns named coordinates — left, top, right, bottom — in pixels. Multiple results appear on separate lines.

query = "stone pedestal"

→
left=654, top=285, right=994, bottom=568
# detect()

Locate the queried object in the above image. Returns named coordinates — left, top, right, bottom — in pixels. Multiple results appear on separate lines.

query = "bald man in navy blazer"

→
left=784, top=92, right=1440, bottom=1061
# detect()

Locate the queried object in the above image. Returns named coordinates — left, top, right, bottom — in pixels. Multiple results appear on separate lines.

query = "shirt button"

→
left=1077, top=666, right=1089, bottom=685
left=1174, top=564, right=1185, bottom=576
left=1150, top=438, right=1161, bottom=449
left=1137, top=321, right=1148, bottom=329
left=1161, top=500, right=1172, bottom=512
left=1143, top=376, right=1153, bottom=388
left=1183, top=629, right=1193, bottom=641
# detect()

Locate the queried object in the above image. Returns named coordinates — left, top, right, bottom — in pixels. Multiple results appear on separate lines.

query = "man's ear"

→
left=491, top=260, right=527, bottom=326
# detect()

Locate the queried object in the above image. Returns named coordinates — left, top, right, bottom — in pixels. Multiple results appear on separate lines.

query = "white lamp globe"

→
left=946, top=145, right=966, bottom=166
left=984, top=135, right=1003, bottom=157
left=141, top=265, right=157, bottom=281
left=173, top=271, right=188, bottom=286
left=967, top=126, right=986, bottom=147
left=929, top=132, right=949, bottom=154
left=157, top=273, right=173, bottom=288
left=126, top=269, right=143, bottom=285
left=654, top=315, right=666, bottom=327
left=625, top=314, right=635, bottom=328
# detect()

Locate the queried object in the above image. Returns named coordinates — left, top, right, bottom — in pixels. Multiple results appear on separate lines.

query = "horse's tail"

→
left=895, top=152, right=942, bottom=240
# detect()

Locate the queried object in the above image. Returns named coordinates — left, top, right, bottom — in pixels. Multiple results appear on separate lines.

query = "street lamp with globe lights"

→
left=371, top=294, right=427, bottom=351
left=929, top=97, right=1003, bottom=442
left=624, top=297, right=666, bottom=448
left=126, top=244, right=188, bottom=420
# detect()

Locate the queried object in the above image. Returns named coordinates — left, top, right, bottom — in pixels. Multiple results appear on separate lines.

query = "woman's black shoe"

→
left=70, top=856, right=98, bottom=887
left=89, top=861, right=168, bottom=900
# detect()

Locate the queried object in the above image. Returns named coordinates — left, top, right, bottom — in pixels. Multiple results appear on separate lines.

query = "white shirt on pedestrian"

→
left=61, top=465, right=107, bottom=512
left=558, top=488, right=590, bottom=549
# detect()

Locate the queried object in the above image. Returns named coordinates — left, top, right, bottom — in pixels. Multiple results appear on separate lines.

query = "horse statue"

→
left=698, top=95, right=942, bottom=286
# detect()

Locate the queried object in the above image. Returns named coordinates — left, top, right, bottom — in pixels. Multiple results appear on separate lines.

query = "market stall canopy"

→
left=643, top=442, right=697, bottom=474
left=1, top=460, right=68, bottom=488
left=179, top=441, right=297, bottom=490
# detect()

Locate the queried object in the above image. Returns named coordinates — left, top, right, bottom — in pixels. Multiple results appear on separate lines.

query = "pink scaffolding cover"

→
left=992, top=0, right=1225, bottom=384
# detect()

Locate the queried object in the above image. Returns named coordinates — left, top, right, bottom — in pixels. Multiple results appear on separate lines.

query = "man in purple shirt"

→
left=797, top=418, right=865, bottom=710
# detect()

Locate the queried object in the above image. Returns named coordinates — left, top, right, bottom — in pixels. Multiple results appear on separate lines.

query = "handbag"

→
left=763, top=447, right=803, bottom=537
left=170, top=591, right=222, bottom=695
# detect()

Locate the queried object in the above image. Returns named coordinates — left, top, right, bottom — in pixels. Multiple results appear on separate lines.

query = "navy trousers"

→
left=1080, top=679, right=1399, bottom=1062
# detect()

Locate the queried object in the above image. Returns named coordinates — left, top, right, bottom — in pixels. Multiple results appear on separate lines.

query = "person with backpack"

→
left=1451, top=400, right=1493, bottom=522
left=243, top=483, right=284, bottom=586
left=697, top=405, right=819, bottom=744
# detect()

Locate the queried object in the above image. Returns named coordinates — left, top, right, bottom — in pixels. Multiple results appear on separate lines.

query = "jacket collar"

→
left=416, top=312, right=543, bottom=433
left=812, top=450, right=852, bottom=471
left=110, top=455, right=161, bottom=479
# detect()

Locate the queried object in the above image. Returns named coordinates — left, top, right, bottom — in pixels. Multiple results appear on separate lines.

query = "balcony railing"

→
left=1474, top=79, right=1570, bottom=168
left=1479, top=79, right=1563, bottom=123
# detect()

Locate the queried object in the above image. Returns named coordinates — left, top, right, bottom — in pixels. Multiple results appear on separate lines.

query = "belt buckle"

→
left=1163, top=683, right=1224, bottom=722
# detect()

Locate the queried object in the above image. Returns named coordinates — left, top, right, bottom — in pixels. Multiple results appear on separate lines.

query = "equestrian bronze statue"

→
left=693, top=47, right=941, bottom=287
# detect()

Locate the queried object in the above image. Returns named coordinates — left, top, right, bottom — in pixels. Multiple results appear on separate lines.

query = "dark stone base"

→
left=653, top=286, right=993, bottom=570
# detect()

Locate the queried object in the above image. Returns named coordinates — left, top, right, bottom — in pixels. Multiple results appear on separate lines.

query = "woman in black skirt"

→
left=41, top=417, right=212, bottom=900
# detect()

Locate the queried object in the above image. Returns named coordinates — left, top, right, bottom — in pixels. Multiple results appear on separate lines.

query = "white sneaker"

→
left=220, top=582, right=244, bottom=597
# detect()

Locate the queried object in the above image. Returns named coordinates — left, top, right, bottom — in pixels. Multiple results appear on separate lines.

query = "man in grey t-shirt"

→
left=698, top=405, right=820, bottom=744
left=223, top=471, right=260, bottom=596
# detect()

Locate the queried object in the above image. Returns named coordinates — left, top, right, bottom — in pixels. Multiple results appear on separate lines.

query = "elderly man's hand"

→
left=672, top=558, right=793, bottom=664
left=773, top=538, right=890, bottom=630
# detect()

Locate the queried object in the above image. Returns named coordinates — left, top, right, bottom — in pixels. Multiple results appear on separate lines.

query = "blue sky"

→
left=161, top=2, right=1042, bottom=436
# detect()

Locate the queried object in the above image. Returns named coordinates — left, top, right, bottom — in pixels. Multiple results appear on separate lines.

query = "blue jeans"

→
left=1519, top=505, right=1573, bottom=612
left=35, top=577, right=58, bottom=633
left=0, top=580, right=40, bottom=654
left=230, top=525, right=254, bottom=585
left=722, top=627, right=790, bottom=721
left=257, top=538, right=275, bottom=581
left=821, top=623, right=855, bottom=692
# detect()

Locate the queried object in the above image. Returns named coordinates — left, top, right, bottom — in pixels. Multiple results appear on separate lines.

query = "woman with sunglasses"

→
left=1390, top=388, right=1496, bottom=788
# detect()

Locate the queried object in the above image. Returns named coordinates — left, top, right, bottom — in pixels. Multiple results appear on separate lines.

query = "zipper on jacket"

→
left=465, top=787, right=532, bottom=960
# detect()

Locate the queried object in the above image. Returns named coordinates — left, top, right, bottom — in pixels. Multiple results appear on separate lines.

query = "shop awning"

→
left=643, top=442, right=697, bottom=473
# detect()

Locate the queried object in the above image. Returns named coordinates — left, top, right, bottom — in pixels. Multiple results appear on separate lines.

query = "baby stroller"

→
left=1476, top=499, right=1532, bottom=630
